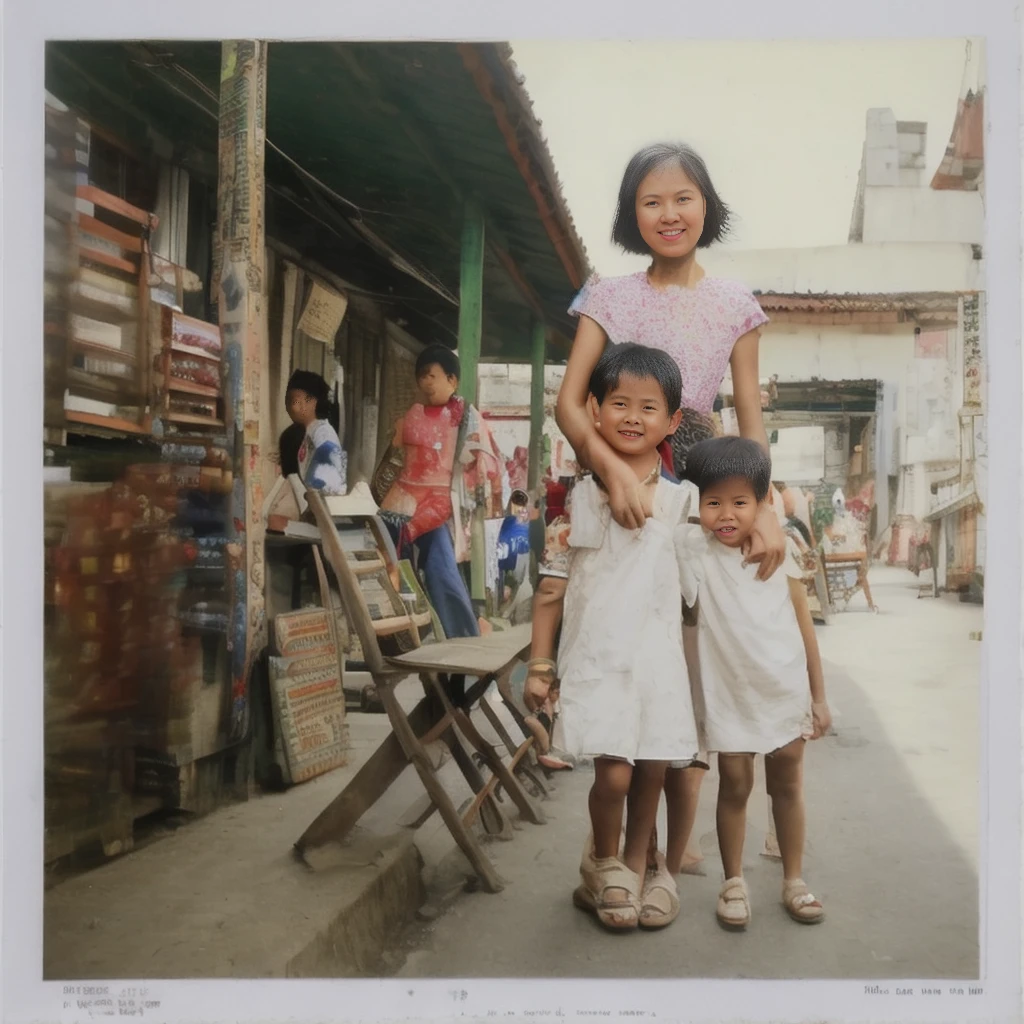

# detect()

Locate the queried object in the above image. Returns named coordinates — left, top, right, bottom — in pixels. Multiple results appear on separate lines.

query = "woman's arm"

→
left=555, top=316, right=649, bottom=530
left=787, top=577, right=831, bottom=738
left=730, top=329, right=786, bottom=580
left=730, top=329, right=770, bottom=452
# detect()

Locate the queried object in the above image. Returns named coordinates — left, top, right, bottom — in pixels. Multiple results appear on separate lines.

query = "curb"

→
left=286, top=835, right=425, bottom=977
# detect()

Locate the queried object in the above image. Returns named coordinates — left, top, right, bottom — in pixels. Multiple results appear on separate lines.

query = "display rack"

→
left=62, top=183, right=159, bottom=437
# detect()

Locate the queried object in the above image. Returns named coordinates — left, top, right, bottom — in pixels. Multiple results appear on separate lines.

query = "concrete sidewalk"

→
left=43, top=677, right=550, bottom=979
left=394, top=568, right=981, bottom=980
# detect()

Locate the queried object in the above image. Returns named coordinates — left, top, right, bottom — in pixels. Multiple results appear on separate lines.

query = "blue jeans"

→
left=385, top=520, right=479, bottom=639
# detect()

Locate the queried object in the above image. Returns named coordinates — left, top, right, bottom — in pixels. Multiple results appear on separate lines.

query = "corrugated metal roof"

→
left=45, top=41, right=590, bottom=361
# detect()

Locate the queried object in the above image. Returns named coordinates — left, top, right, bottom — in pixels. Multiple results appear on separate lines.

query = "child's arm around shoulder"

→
left=786, top=576, right=831, bottom=738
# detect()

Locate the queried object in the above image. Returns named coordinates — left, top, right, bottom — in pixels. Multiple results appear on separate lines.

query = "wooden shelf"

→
left=69, top=286, right=137, bottom=325
left=77, top=214, right=143, bottom=255
left=79, top=247, right=137, bottom=276
left=66, top=410, right=148, bottom=435
left=69, top=337, right=136, bottom=362
left=170, top=341, right=221, bottom=364
left=76, top=186, right=153, bottom=227
left=166, top=377, right=220, bottom=399
left=66, top=369, right=137, bottom=400
left=167, top=412, right=225, bottom=428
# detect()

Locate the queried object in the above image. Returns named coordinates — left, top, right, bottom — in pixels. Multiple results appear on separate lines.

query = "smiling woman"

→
left=613, top=142, right=731, bottom=257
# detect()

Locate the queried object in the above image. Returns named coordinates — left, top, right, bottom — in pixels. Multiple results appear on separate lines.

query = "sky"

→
left=510, top=39, right=973, bottom=276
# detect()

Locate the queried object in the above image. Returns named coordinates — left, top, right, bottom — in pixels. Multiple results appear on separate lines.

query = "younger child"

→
left=526, top=343, right=699, bottom=932
left=677, top=436, right=831, bottom=928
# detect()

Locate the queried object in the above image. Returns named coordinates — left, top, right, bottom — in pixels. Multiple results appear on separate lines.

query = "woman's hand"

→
left=602, top=455, right=653, bottom=531
left=743, top=502, right=787, bottom=580
left=810, top=700, right=832, bottom=739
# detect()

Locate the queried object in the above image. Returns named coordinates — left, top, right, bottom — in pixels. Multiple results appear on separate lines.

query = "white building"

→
left=703, top=57, right=985, bottom=594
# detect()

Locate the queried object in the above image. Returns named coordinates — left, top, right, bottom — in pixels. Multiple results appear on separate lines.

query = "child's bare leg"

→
left=665, top=765, right=707, bottom=874
left=764, top=739, right=806, bottom=880
left=584, top=758, right=636, bottom=920
left=716, top=754, right=755, bottom=879
left=622, top=761, right=667, bottom=880
left=589, top=758, right=633, bottom=860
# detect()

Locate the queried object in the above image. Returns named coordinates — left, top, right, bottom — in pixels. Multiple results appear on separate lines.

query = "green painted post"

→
left=527, top=320, right=547, bottom=575
left=457, top=200, right=485, bottom=408
left=527, top=320, right=546, bottom=494
left=457, top=201, right=486, bottom=605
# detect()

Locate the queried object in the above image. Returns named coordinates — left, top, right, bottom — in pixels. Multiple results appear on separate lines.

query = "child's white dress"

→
left=556, top=475, right=700, bottom=764
left=677, top=529, right=812, bottom=755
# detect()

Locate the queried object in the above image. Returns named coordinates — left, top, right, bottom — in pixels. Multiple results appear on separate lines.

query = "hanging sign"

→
left=297, top=280, right=348, bottom=344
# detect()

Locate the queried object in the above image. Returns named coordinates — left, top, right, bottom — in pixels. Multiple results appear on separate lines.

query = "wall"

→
left=721, top=323, right=916, bottom=392
left=478, top=363, right=571, bottom=470
left=702, top=241, right=982, bottom=295
left=862, top=186, right=984, bottom=245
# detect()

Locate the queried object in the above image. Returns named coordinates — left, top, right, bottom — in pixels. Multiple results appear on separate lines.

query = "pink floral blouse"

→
left=569, top=271, right=769, bottom=415
left=538, top=272, right=768, bottom=579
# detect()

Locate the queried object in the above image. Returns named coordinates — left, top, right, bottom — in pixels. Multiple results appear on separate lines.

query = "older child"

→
left=678, top=437, right=831, bottom=928
left=526, top=344, right=699, bottom=932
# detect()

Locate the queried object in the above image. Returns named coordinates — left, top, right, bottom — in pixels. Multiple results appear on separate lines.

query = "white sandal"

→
left=782, top=878, right=824, bottom=924
left=716, top=876, right=751, bottom=929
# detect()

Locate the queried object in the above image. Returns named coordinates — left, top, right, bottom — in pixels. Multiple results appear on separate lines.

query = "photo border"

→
left=3, top=2, right=1019, bottom=1021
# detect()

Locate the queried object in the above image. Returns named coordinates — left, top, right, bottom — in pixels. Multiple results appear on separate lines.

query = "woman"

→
left=535, top=141, right=789, bottom=922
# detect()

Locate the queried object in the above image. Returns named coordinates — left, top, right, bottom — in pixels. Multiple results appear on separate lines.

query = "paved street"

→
left=392, top=566, right=981, bottom=980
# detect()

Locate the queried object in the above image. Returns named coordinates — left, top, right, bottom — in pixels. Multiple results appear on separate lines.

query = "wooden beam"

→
left=457, top=44, right=583, bottom=290
left=216, top=41, right=269, bottom=739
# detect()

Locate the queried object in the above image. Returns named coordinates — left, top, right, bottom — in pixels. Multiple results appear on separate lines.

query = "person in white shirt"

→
left=676, top=436, right=832, bottom=929
left=284, top=370, right=347, bottom=496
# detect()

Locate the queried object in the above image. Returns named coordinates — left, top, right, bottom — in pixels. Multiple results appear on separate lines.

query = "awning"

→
left=925, top=482, right=979, bottom=522
left=45, top=41, right=591, bottom=363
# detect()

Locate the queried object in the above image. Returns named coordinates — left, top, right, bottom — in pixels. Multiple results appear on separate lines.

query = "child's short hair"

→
left=612, top=142, right=731, bottom=255
left=287, top=369, right=332, bottom=419
left=684, top=436, right=772, bottom=502
left=589, top=343, right=682, bottom=414
left=416, top=343, right=461, bottom=381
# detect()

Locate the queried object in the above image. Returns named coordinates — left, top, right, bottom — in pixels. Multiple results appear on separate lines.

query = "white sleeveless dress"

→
left=556, top=476, right=700, bottom=764
left=677, top=528, right=813, bottom=754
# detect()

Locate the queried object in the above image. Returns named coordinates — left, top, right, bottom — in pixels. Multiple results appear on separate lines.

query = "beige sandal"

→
left=574, top=834, right=640, bottom=931
left=716, top=876, right=751, bottom=930
left=638, top=851, right=680, bottom=930
left=782, top=878, right=824, bottom=924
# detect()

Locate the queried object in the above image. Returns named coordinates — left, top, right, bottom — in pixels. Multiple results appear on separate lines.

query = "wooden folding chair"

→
left=294, top=491, right=545, bottom=893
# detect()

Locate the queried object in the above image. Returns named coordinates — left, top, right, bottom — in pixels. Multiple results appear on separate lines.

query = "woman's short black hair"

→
left=684, top=436, right=771, bottom=503
left=286, top=369, right=332, bottom=420
left=611, top=142, right=731, bottom=255
left=589, top=343, right=682, bottom=414
left=416, top=343, right=461, bottom=381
